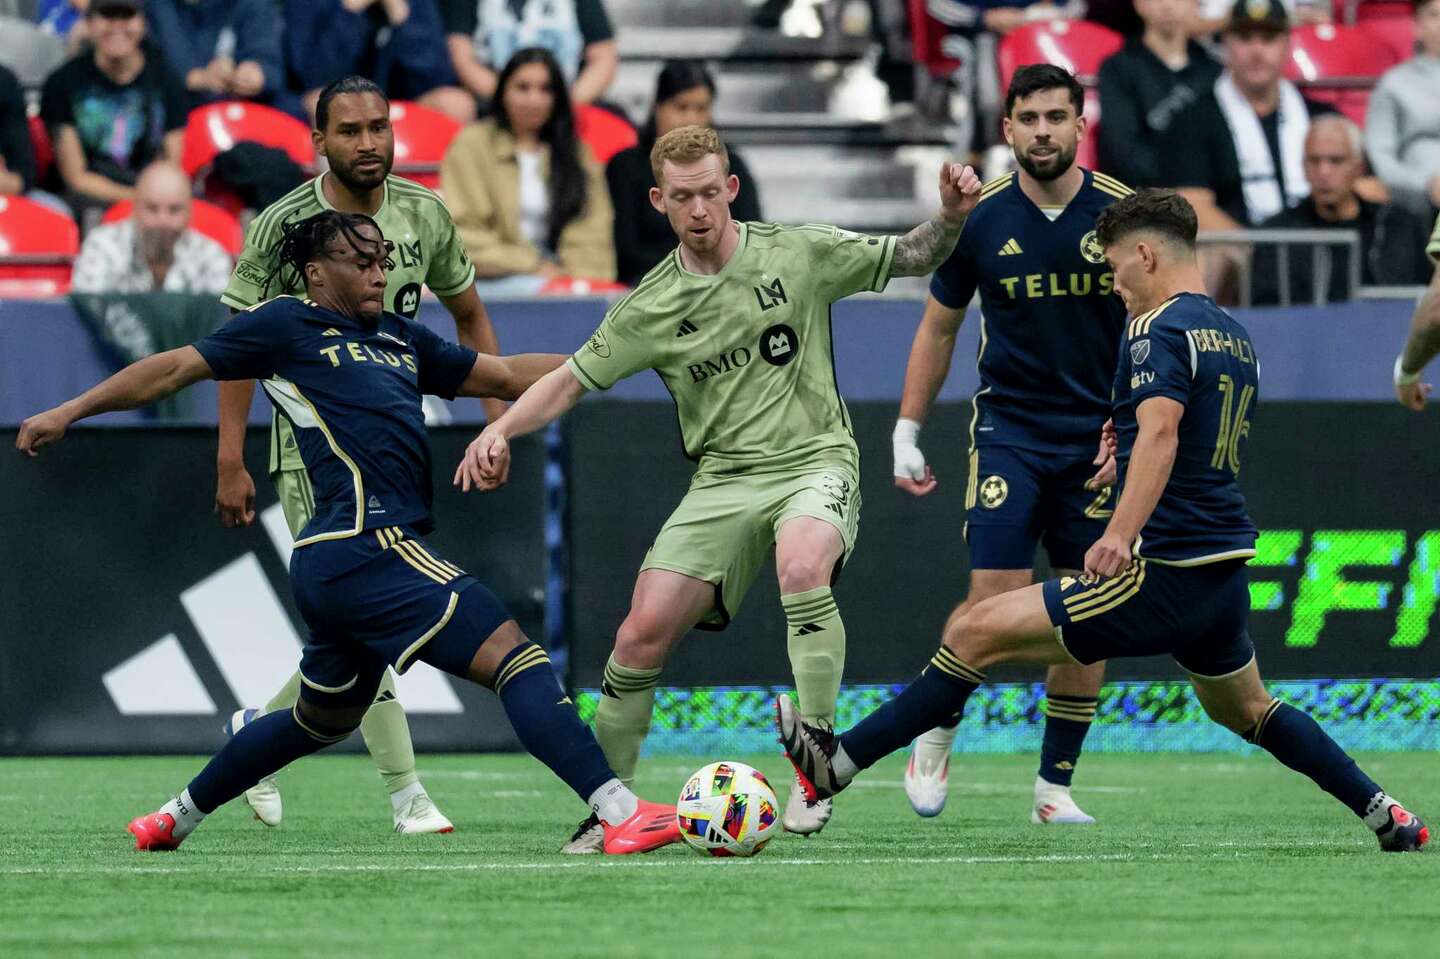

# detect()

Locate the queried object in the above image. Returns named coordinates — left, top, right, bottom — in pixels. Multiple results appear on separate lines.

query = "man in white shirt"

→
left=72, top=161, right=233, bottom=294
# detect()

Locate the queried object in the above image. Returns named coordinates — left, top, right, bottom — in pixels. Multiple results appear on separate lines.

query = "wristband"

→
left=1395, top=355, right=1421, bottom=387
left=893, top=418, right=921, bottom=445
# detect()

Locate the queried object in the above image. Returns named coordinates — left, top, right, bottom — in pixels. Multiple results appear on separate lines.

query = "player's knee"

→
left=1199, top=691, right=1269, bottom=736
left=615, top=610, right=675, bottom=667
left=943, top=604, right=1001, bottom=669
left=294, top=700, right=364, bottom=741
left=776, top=554, right=828, bottom=593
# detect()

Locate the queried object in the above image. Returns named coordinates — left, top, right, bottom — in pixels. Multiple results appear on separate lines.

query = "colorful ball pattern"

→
left=676, top=761, right=780, bottom=857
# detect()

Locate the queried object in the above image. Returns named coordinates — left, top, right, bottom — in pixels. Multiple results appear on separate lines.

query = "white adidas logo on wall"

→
left=102, top=504, right=463, bottom=716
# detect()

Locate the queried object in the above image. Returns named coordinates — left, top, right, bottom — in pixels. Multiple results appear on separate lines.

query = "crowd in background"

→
left=0, top=0, right=1436, bottom=302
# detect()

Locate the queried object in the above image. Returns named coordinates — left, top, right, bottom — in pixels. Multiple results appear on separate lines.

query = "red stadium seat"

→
left=180, top=101, right=314, bottom=178
left=574, top=104, right=638, bottom=166
left=0, top=195, right=80, bottom=296
left=907, top=0, right=962, bottom=78
left=389, top=101, right=461, bottom=189
left=1359, top=16, right=1417, bottom=61
left=1352, top=0, right=1413, bottom=21
left=28, top=114, right=54, bottom=186
left=100, top=198, right=245, bottom=256
left=1287, top=24, right=1397, bottom=80
left=538, top=275, right=629, bottom=296
left=997, top=21, right=1124, bottom=93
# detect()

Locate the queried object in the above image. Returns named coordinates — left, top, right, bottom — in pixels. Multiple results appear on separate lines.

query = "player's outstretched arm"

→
left=457, top=352, right=569, bottom=401
left=216, top=378, right=258, bottom=529
left=453, top=365, right=585, bottom=493
left=889, top=162, right=982, bottom=278
left=17, top=346, right=215, bottom=457
left=894, top=295, right=966, bottom=495
left=1084, top=398, right=1182, bottom=579
left=1395, top=266, right=1440, bottom=411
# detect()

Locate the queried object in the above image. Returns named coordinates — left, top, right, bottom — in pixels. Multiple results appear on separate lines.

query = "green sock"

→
left=783, top=585, right=846, bottom=724
left=359, top=669, right=419, bottom=794
left=593, top=655, right=661, bottom=787
left=260, top=671, right=303, bottom=717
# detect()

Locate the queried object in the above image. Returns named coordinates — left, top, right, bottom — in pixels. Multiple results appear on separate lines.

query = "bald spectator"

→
left=72, top=162, right=234, bottom=293
left=1251, top=117, right=1431, bottom=304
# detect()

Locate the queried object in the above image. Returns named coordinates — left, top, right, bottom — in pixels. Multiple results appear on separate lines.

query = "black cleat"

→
left=1375, top=804, right=1429, bottom=852
left=775, top=694, right=847, bottom=801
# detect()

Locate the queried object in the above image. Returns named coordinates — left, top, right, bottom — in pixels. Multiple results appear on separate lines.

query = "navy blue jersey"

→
left=931, top=169, right=1131, bottom=455
left=193, top=295, right=477, bottom=546
left=1113, top=291, right=1258, bottom=564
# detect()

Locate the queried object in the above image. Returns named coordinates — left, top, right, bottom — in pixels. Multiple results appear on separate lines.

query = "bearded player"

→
left=213, top=76, right=505, bottom=834
left=455, top=125, right=982, bottom=851
left=892, top=65, right=1132, bottom=824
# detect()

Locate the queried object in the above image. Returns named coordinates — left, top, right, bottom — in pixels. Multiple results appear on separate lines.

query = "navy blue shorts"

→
left=288, top=526, right=513, bottom=708
left=1041, top=558, right=1255, bottom=678
left=965, top=445, right=1110, bottom=571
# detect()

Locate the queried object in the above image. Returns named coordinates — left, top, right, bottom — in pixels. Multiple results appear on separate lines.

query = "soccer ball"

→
left=676, top=761, right=780, bottom=857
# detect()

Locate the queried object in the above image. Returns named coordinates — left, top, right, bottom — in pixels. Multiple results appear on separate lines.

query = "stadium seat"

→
left=180, top=101, right=314, bottom=179
left=1350, top=0, right=1413, bottom=21
left=1286, top=25, right=1397, bottom=126
left=100, top=198, right=245, bottom=256
left=539, top=276, right=629, bottom=296
left=389, top=101, right=461, bottom=189
left=0, top=195, right=80, bottom=297
left=28, top=114, right=54, bottom=187
left=997, top=21, right=1124, bottom=93
left=1359, top=16, right=1417, bottom=61
left=906, top=0, right=962, bottom=79
left=574, top=104, right=638, bottom=166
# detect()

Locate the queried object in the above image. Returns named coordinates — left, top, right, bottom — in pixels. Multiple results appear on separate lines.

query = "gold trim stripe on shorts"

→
left=290, top=703, right=351, bottom=744
left=494, top=645, right=552, bottom=694
left=375, top=527, right=465, bottom=585
left=1064, top=561, right=1147, bottom=621
left=929, top=646, right=986, bottom=684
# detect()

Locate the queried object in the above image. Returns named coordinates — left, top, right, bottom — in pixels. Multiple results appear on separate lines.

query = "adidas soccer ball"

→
left=677, top=761, right=780, bottom=857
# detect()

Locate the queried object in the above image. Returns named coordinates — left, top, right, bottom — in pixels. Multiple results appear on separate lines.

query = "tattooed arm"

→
left=890, top=162, right=982, bottom=278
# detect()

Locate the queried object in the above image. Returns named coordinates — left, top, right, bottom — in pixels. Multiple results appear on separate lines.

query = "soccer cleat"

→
left=601, top=800, right=682, bottom=855
left=904, top=727, right=954, bottom=818
left=782, top=774, right=833, bottom=835
left=1030, top=776, right=1097, bottom=825
left=1375, top=804, right=1429, bottom=852
left=127, top=812, right=183, bottom=851
left=393, top=790, right=454, bottom=835
left=775, top=694, right=848, bottom=801
left=223, top=708, right=282, bottom=827
left=560, top=812, right=605, bottom=854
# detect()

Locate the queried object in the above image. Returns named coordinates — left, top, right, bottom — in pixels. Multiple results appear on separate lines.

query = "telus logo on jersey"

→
left=318, top=341, right=419, bottom=373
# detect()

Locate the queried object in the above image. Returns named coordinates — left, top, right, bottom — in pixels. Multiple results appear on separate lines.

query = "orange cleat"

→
left=127, top=812, right=183, bottom=851
left=602, top=800, right=681, bottom=855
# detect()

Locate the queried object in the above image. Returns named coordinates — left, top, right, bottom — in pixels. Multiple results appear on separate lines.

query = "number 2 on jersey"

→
left=1211, top=374, right=1254, bottom=475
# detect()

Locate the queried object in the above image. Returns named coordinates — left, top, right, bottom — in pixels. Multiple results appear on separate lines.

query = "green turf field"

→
left=1, top=751, right=1435, bottom=958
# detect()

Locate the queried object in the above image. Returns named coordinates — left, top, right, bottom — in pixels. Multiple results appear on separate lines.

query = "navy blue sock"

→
left=493, top=643, right=616, bottom=801
left=187, top=708, right=337, bottom=813
left=1038, top=694, right=1098, bottom=787
left=840, top=647, right=984, bottom=771
left=1245, top=700, right=1382, bottom=818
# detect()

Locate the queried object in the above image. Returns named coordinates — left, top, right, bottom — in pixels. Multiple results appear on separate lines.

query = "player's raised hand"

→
left=15, top=407, right=71, bottom=457
left=215, top=462, right=257, bottom=528
left=1084, top=531, right=1132, bottom=580
left=892, top=418, right=937, bottom=496
left=1396, top=378, right=1432, bottom=412
left=938, top=162, right=982, bottom=223
left=1085, top=419, right=1118, bottom=490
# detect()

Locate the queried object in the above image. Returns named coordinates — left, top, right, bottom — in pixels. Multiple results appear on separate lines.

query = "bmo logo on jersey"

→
left=688, top=347, right=753, bottom=383
left=760, top=324, right=799, bottom=366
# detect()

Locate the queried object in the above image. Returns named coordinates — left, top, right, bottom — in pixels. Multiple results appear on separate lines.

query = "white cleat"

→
left=560, top=812, right=604, bottom=854
left=393, top=788, right=455, bottom=834
left=782, top=774, right=833, bottom=835
left=223, top=708, right=283, bottom=827
left=904, top=726, right=956, bottom=818
left=1030, top=776, right=1096, bottom=825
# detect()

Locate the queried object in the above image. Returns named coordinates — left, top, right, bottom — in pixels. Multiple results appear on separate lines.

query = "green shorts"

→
left=641, top=462, right=862, bottom=629
left=274, top=466, right=317, bottom=539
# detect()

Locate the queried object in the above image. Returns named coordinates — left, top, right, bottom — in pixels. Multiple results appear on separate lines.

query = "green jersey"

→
left=1427, top=211, right=1440, bottom=261
left=221, top=173, right=476, bottom=473
left=567, top=221, right=896, bottom=473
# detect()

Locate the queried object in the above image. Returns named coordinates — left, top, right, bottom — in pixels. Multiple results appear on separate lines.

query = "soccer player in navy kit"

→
left=780, top=190, right=1428, bottom=853
left=17, top=211, right=680, bottom=855
left=892, top=65, right=1130, bottom=823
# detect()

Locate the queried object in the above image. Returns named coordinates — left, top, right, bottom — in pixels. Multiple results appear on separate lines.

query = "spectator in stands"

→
left=606, top=60, right=761, bottom=287
left=1365, top=0, right=1440, bottom=221
left=980, top=0, right=1085, bottom=37
left=1164, top=0, right=1333, bottom=231
left=441, top=46, right=614, bottom=294
left=284, top=0, right=475, bottom=123
left=1192, top=0, right=1329, bottom=36
left=144, top=0, right=289, bottom=113
left=71, top=160, right=233, bottom=292
left=1251, top=116, right=1431, bottom=304
left=441, top=0, right=617, bottom=109
left=0, top=61, right=36, bottom=196
left=1097, top=0, right=1220, bottom=187
left=40, top=0, right=187, bottom=216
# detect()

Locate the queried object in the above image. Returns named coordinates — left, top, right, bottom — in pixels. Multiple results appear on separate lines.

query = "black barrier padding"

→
left=565, top=401, right=1440, bottom=686
left=0, top=426, right=546, bottom=755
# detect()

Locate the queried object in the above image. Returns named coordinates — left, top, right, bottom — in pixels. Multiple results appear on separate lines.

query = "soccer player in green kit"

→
left=455, top=125, right=982, bottom=851
left=213, top=76, right=506, bottom=835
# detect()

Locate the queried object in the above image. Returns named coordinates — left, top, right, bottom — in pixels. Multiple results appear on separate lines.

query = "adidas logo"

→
left=367, top=494, right=383, bottom=512
left=101, top=504, right=463, bottom=716
left=675, top=319, right=699, bottom=337
left=997, top=238, right=1023, bottom=256
left=795, top=623, right=824, bottom=635
left=321, top=327, right=342, bottom=337
left=373, top=689, right=396, bottom=705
